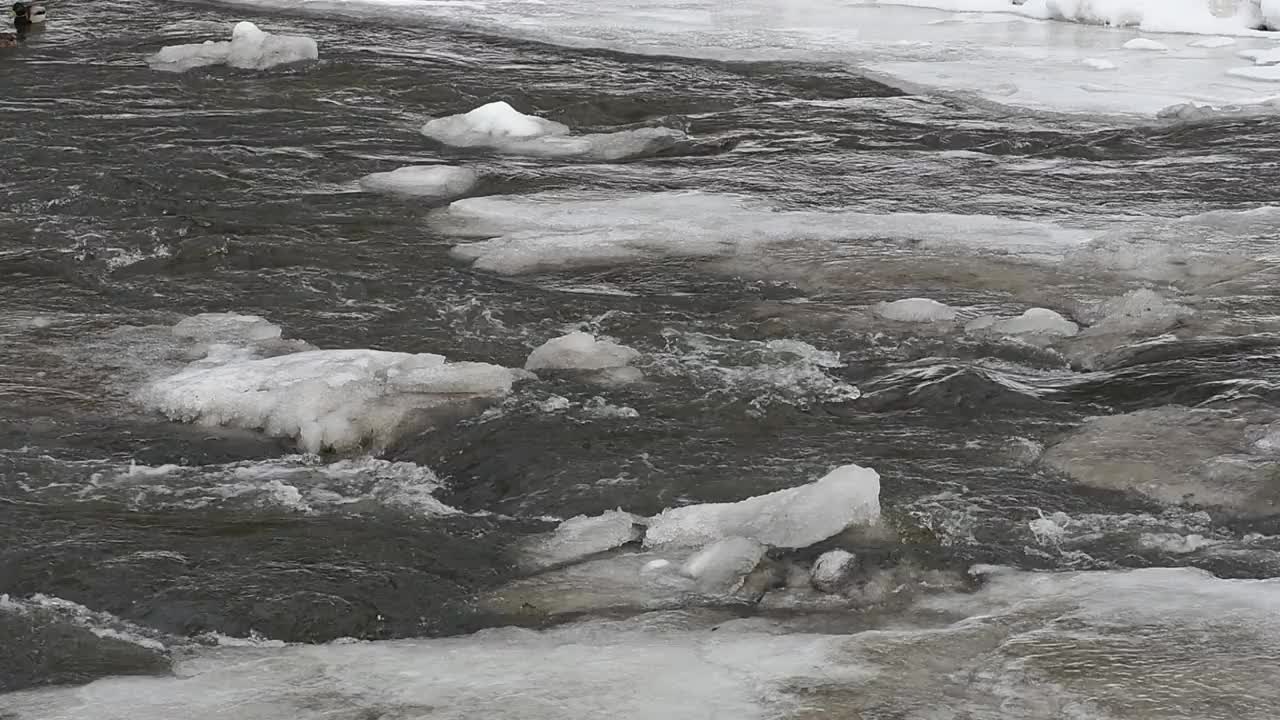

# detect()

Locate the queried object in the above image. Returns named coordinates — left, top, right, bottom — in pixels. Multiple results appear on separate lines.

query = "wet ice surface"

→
left=4, top=0, right=1280, bottom=714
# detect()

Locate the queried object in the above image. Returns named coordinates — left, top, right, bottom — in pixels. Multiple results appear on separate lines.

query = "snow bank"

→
left=644, top=464, right=881, bottom=548
left=136, top=314, right=523, bottom=453
left=874, top=298, right=958, bottom=323
left=421, top=101, right=688, bottom=160
left=433, top=191, right=1089, bottom=275
left=525, top=331, right=641, bottom=371
left=358, top=165, right=478, bottom=199
left=147, top=21, right=318, bottom=72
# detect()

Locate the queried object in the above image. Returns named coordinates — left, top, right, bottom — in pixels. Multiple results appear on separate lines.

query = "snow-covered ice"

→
left=966, top=308, right=1080, bottom=338
left=422, top=101, right=688, bottom=160
left=148, top=21, right=318, bottom=72
left=874, top=298, right=958, bottom=322
left=525, top=331, right=641, bottom=371
left=1081, top=57, right=1117, bottom=69
left=1228, top=64, right=1280, bottom=80
left=358, top=165, right=478, bottom=198
left=644, top=464, right=882, bottom=548
left=135, top=314, right=524, bottom=453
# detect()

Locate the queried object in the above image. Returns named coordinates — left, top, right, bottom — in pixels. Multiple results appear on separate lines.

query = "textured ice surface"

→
left=523, top=510, right=645, bottom=568
left=811, top=549, right=858, bottom=593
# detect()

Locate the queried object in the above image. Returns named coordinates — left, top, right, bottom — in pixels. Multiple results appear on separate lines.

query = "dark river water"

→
left=3, top=0, right=1280, bottom=717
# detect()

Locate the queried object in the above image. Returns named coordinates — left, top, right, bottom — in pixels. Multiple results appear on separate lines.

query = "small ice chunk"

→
left=1123, top=38, right=1168, bottom=51
left=226, top=21, right=318, bottom=70
left=1078, top=289, right=1188, bottom=336
left=1187, top=36, right=1235, bottom=49
left=680, top=537, right=767, bottom=593
left=967, top=308, right=1078, bottom=338
left=523, top=510, right=644, bottom=568
left=810, top=550, right=857, bottom=594
left=1081, top=58, right=1117, bottom=70
left=422, top=101, right=570, bottom=146
left=873, top=298, right=958, bottom=323
left=525, top=332, right=640, bottom=371
left=358, top=166, right=479, bottom=199
left=148, top=21, right=317, bottom=72
left=644, top=464, right=881, bottom=549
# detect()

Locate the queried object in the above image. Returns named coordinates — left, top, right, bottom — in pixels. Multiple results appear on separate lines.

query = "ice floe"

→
left=135, top=314, right=525, bottom=453
left=147, top=21, right=318, bottom=72
left=522, top=510, right=645, bottom=569
left=421, top=101, right=688, bottom=160
left=874, top=298, right=958, bottom=323
left=357, top=165, right=479, bottom=199
left=1123, top=37, right=1170, bottom=51
left=525, top=331, right=641, bottom=371
left=965, top=307, right=1079, bottom=338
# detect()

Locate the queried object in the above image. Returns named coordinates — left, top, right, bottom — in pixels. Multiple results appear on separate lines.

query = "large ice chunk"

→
left=421, top=101, right=688, bottom=160
left=147, top=21, right=318, bottom=72
left=358, top=165, right=479, bottom=199
left=525, top=331, right=641, bottom=371
left=644, top=464, right=881, bottom=549
left=138, top=343, right=522, bottom=453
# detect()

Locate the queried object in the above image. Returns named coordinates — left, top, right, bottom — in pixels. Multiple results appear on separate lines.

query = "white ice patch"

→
left=135, top=314, right=523, bottom=453
left=525, top=331, right=641, bottom=371
left=433, top=190, right=1089, bottom=275
left=966, top=307, right=1079, bottom=338
left=148, top=21, right=318, bottom=72
left=357, top=165, right=479, bottom=199
left=644, top=464, right=881, bottom=549
left=1123, top=37, right=1170, bottom=50
left=874, top=298, right=958, bottom=323
left=1189, top=35, right=1238, bottom=47
left=1228, top=64, right=1280, bottom=81
left=1081, top=57, right=1117, bottom=70
left=421, top=101, right=688, bottom=160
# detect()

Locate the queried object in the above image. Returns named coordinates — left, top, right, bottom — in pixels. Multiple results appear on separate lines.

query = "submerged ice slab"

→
left=433, top=190, right=1090, bottom=275
left=522, top=510, right=645, bottom=568
left=358, top=165, right=479, bottom=198
left=422, top=101, right=688, bottom=160
left=147, top=21, right=318, bottom=72
left=645, top=464, right=881, bottom=548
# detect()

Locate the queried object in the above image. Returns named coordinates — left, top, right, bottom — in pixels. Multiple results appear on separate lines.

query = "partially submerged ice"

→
left=421, top=101, right=688, bottom=160
left=147, top=21, right=318, bottom=72
left=965, top=308, right=1080, bottom=339
left=135, top=314, right=525, bottom=453
left=645, top=464, right=882, bottom=549
left=874, top=298, right=958, bottom=323
left=358, top=165, right=478, bottom=199
left=1041, top=405, right=1280, bottom=516
left=522, top=510, right=645, bottom=569
left=525, top=331, right=641, bottom=371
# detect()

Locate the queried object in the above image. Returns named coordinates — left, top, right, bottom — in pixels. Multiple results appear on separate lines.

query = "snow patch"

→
left=1081, top=57, right=1117, bottom=70
left=1122, top=37, right=1169, bottom=51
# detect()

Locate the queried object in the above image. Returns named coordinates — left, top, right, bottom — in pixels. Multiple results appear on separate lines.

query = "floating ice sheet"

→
left=148, top=21, right=318, bottom=72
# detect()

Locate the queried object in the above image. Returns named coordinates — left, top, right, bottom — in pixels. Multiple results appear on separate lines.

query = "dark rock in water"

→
left=0, top=613, right=171, bottom=693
